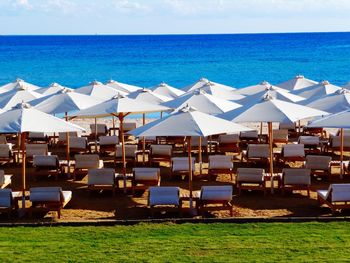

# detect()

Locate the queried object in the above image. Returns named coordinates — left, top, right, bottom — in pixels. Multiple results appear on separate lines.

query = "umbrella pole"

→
left=268, top=122, right=274, bottom=194
left=112, top=116, right=116, bottom=136
left=160, top=111, right=163, bottom=119
left=298, top=120, right=301, bottom=135
left=198, top=137, right=202, bottom=174
left=21, top=132, right=26, bottom=209
left=260, top=122, right=263, bottom=143
left=340, top=128, right=344, bottom=179
left=65, top=113, right=70, bottom=178
left=142, top=113, right=146, bottom=165
left=17, top=133, right=21, bottom=163
left=188, top=136, right=193, bottom=209
left=118, top=114, right=127, bottom=193
left=94, top=118, right=98, bottom=153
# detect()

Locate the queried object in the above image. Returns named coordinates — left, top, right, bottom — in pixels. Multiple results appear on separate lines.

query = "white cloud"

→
left=13, top=0, right=32, bottom=9
left=42, top=0, right=77, bottom=14
left=113, top=0, right=152, bottom=14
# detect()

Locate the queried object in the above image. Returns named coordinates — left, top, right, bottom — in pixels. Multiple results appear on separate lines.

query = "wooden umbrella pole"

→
left=112, top=116, right=116, bottom=136
left=198, top=137, right=202, bottom=174
left=142, top=113, right=146, bottom=165
left=94, top=118, right=98, bottom=153
left=160, top=111, right=163, bottom=119
left=340, top=128, right=344, bottom=179
left=298, top=120, right=301, bottom=135
left=188, top=136, right=193, bottom=208
left=118, top=113, right=127, bottom=193
left=260, top=122, right=263, bottom=143
left=21, top=132, right=26, bottom=209
left=268, top=122, right=274, bottom=194
left=65, top=113, right=70, bottom=178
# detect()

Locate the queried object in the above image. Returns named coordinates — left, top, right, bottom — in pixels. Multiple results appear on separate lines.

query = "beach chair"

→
left=280, top=144, right=305, bottom=164
left=236, top=168, right=266, bottom=195
left=186, top=137, right=208, bottom=154
left=33, top=155, right=61, bottom=181
left=241, top=144, right=270, bottom=165
left=29, top=187, right=72, bottom=219
left=0, top=144, right=14, bottom=165
left=218, top=134, right=240, bottom=154
left=89, top=124, right=108, bottom=140
left=171, top=157, right=196, bottom=179
left=132, top=167, right=160, bottom=195
left=28, top=132, right=48, bottom=143
left=281, top=168, right=311, bottom=196
left=0, top=170, right=12, bottom=189
left=305, top=155, right=332, bottom=180
left=73, top=154, right=104, bottom=180
left=329, top=136, right=350, bottom=153
left=121, top=122, right=137, bottom=138
left=25, top=143, right=49, bottom=164
left=239, top=130, right=259, bottom=144
left=272, top=129, right=288, bottom=144
left=57, top=132, right=78, bottom=146
left=0, top=189, right=16, bottom=218
left=208, top=155, right=233, bottom=181
left=298, top=136, right=321, bottom=153
left=148, top=186, right=181, bottom=217
left=115, top=144, right=138, bottom=166
left=0, top=135, right=7, bottom=144
left=198, top=185, right=233, bottom=217
left=279, top=122, right=297, bottom=137
left=99, top=135, right=119, bottom=153
left=150, top=145, right=172, bottom=166
left=317, top=184, right=350, bottom=214
left=87, top=168, right=117, bottom=196
left=69, top=137, right=89, bottom=154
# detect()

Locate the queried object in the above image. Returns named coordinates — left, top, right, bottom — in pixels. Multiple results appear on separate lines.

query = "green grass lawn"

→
left=0, top=222, right=349, bottom=262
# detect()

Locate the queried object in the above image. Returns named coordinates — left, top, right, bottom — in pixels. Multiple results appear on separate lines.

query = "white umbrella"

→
left=183, top=78, right=236, bottom=93
left=237, top=88, right=305, bottom=104
left=72, top=96, right=170, bottom=191
left=128, top=88, right=172, bottom=104
left=151, top=82, right=185, bottom=99
left=292, top=80, right=342, bottom=101
left=306, top=88, right=350, bottom=114
left=220, top=95, right=328, bottom=192
left=162, top=89, right=241, bottom=115
left=75, top=81, right=128, bottom=100
left=0, top=78, right=41, bottom=93
left=192, top=82, right=244, bottom=101
left=36, top=82, right=73, bottom=96
left=0, top=86, right=43, bottom=110
left=129, top=106, right=252, bottom=207
left=0, top=102, right=85, bottom=208
left=276, top=75, right=318, bottom=91
left=308, top=110, right=350, bottom=177
left=234, top=81, right=287, bottom=96
left=105, top=79, right=142, bottom=93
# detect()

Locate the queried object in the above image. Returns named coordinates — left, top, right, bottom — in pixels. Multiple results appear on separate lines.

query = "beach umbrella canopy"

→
left=162, top=89, right=241, bottom=115
left=276, top=75, right=318, bottom=91
left=36, top=82, right=73, bottom=96
left=305, top=88, right=350, bottom=114
left=75, top=81, right=128, bottom=100
left=234, top=81, right=287, bottom=96
left=33, top=89, right=104, bottom=115
left=0, top=78, right=41, bottom=93
left=106, top=79, right=142, bottom=93
left=128, top=88, right=172, bottom=104
left=182, top=78, right=236, bottom=93
left=342, top=81, right=350, bottom=90
left=292, top=80, right=342, bottom=101
left=192, top=82, right=244, bottom=101
left=151, top=82, right=185, bottom=99
left=237, top=87, right=305, bottom=104
left=0, top=86, right=43, bottom=110
left=129, top=105, right=252, bottom=206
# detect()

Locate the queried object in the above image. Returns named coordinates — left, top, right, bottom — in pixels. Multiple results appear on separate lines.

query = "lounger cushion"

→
left=59, top=132, right=78, bottom=142
left=240, top=131, right=258, bottom=139
left=0, top=189, right=12, bottom=208
left=99, top=136, right=119, bottom=145
left=30, top=187, right=62, bottom=202
left=298, top=136, right=320, bottom=145
left=172, top=157, right=195, bottom=172
left=247, top=144, right=269, bottom=158
left=282, top=144, right=305, bottom=157
left=69, top=137, right=87, bottom=149
left=331, top=136, right=350, bottom=148
left=330, top=184, right=350, bottom=202
left=75, top=154, right=103, bottom=169
left=237, top=168, right=265, bottom=183
left=26, top=144, right=48, bottom=157
left=90, top=124, right=107, bottom=134
left=88, top=168, right=115, bottom=185
left=116, top=145, right=137, bottom=158
left=133, top=168, right=160, bottom=181
left=0, top=144, right=11, bottom=158
left=305, top=155, right=331, bottom=170
left=283, top=168, right=311, bottom=185
left=150, top=145, right=172, bottom=156
left=200, top=186, right=232, bottom=201
left=149, top=186, right=179, bottom=206
left=33, top=155, right=58, bottom=167
left=209, top=155, right=233, bottom=169
left=123, top=122, right=137, bottom=131
left=219, top=134, right=240, bottom=143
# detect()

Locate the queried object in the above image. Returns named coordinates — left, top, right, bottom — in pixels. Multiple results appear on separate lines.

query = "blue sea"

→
left=0, top=33, right=350, bottom=89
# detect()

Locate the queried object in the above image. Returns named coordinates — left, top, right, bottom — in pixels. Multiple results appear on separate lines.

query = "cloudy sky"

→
left=0, top=0, right=350, bottom=34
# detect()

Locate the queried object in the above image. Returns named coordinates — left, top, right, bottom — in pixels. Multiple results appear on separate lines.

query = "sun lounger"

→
left=272, top=129, right=288, bottom=144
left=33, top=155, right=61, bottom=180
left=186, top=137, right=208, bottom=154
left=239, top=130, right=259, bottom=144
left=0, top=189, right=16, bottom=218
left=198, top=185, right=233, bottom=216
left=236, top=168, right=266, bottom=195
left=89, top=123, right=108, bottom=139
left=115, top=144, right=138, bottom=166
left=329, top=136, right=350, bottom=153
left=317, top=184, right=350, bottom=214
left=171, top=157, right=196, bottom=179
left=150, top=145, right=172, bottom=165
left=121, top=122, right=137, bottom=138
left=241, top=144, right=270, bottom=164
left=28, top=132, right=48, bottom=143
left=218, top=134, right=240, bottom=154
left=0, top=135, right=7, bottom=144
left=305, top=155, right=332, bottom=180
left=69, top=137, right=89, bottom=154
left=99, top=135, right=119, bottom=153
left=25, top=143, right=49, bottom=164
left=298, top=136, right=321, bottom=153
left=73, top=154, right=104, bottom=180
left=208, top=155, right=233, bottom=180
left=0, top=170, right=12, bottom=189
left=0, top=144, right=14, bottom=164
left=281, top=168, right=311, bottom=196
left=132, top=167, right=160, bottom=194
left=87, top=168, right=117, bottom=196
left=148, top=186, right=181, bottom=216
left=57, top=132, right=78, bottom=146
left=280, top=144, right=305, bottom=163
left=29, top=187, right=72, bottom=219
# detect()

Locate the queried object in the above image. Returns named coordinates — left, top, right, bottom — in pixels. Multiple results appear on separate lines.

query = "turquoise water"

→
left=0, top=33, right=350, bottom=88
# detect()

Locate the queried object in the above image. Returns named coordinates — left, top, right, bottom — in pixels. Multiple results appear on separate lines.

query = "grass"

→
left=0, top=222, right=350, bottom=262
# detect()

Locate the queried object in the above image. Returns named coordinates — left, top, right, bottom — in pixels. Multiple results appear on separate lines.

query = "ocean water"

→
left=0, top=33, right=350, bottom=89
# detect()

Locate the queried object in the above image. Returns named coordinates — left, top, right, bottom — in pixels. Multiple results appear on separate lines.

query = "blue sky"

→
left=0, top=0, right=350, bottom=35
